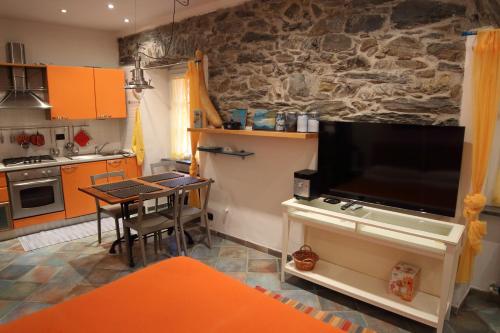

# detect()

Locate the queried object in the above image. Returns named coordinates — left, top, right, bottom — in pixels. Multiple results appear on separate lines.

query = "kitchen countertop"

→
left=0, top=154, right=135, bottom=173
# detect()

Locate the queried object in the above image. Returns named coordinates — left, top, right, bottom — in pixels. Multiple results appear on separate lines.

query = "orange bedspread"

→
left=0, top=257, right=342, bottom=333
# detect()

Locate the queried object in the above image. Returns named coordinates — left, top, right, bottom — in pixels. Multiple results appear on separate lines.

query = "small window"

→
left=169, top=76, right=191, bottom=160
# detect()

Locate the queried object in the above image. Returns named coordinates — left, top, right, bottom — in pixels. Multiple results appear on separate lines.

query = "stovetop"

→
left=2, top=155, right=56, bottom=166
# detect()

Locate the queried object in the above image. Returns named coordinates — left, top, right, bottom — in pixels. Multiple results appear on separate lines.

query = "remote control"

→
left=341, top=201, right=356, bottom=210
left=350, top=204, right=363, bottom=211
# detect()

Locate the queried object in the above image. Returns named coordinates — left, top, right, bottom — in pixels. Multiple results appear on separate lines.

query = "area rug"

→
left=18, top=218, right=119, bottom=251
left=255, top=286, right=376, bottom=333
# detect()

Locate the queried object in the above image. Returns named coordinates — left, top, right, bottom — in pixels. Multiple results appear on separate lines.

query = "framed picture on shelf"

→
left=230, top=109, right=248, bottom=129
left=252, top=109, right=276, bottom=131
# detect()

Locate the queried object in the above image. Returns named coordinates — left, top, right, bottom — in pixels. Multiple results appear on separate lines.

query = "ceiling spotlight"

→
left=107, top=3, right=115, bottom=9
left=124, top=18, right=130, bottom=23
left=60, top=9, right=68, bottom=13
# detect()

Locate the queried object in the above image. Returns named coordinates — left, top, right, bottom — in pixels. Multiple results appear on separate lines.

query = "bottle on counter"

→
left=297, top=111, right=308, bottom=133
left=285, top=111, right=297, bottom=132
left=307, top=111, right=319, bottom=133
left=275, top=111, right=285, bottom=131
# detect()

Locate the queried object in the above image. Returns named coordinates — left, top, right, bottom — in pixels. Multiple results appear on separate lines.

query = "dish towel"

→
left=131, top=106, right=145, bottom=166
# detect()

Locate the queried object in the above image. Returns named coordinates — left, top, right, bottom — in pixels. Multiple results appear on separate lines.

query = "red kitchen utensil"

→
left=74, top=129, right=91, bottom=147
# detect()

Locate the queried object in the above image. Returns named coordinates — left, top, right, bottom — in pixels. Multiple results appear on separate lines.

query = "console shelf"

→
left=281, top=198, right=464, bottom=333
left=197, top=147, right=254, bottom=159
left=188, top=128, right=318, bottom=139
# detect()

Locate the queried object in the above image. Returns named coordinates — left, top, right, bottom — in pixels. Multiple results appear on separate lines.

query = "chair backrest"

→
left=178, top=179, right=213, bottom=213
left=136, top=189, right=179, bottom=222
left=90, top=171, right=125, bottom=209
left=150, top=160, right=175, bottom=175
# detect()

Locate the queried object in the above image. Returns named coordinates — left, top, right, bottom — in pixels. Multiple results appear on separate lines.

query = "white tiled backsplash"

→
left=0, top=108, right=125, bottom=159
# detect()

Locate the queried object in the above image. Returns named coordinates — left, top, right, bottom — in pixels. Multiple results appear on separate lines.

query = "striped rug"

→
left=18, top=218, right=119, bottom=251
left=255, top=286, right=376, bottom=333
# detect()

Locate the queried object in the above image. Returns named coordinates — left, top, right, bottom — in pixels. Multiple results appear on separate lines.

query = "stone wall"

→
left=118, top=0, right=497, bottom=126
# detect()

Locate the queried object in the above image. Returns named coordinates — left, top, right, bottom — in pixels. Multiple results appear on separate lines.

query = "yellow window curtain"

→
left=170, top=77, right=191, bottom=160
left=457, top=29, right=500, bottom=283
left=131, top=105, right=145, bottom=166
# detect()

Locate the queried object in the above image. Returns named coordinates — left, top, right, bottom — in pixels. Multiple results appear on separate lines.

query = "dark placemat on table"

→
left=139, top=172, right=184, bottom=183
left=158, top=176, right=203, bottom=188
left=94, top=180, right=141, bottom=192
left=108, top=184, right=162, bottom=199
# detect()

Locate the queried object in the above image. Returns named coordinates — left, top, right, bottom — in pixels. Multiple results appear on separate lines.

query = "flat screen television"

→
left=318, top=121, right=465, bottom=217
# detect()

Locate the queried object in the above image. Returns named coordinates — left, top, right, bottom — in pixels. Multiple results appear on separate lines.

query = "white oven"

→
left=7, top=166, right=65, bottom=220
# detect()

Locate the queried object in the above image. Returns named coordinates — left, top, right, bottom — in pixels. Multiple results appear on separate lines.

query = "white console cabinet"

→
left=281, top=198, right=464, bottom=333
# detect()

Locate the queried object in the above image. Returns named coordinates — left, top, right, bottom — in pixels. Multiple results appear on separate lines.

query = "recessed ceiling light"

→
left=60, top=8, right=68, bottom=13
left=124, top=18, right=130, bottom=23
left=107, top=3, right=115, bottom=9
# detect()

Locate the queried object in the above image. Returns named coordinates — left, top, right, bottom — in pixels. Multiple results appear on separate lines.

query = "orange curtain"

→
left=186, top=59, right=201, bottom=207
left=456, top=29, right=500, bottom=283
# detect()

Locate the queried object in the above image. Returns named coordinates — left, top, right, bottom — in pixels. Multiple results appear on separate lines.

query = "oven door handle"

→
left=11, top=178, right=59, bottom=187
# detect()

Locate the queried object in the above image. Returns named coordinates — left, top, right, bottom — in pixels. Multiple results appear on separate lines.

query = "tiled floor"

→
left=0, top=228, right=498, bottom=333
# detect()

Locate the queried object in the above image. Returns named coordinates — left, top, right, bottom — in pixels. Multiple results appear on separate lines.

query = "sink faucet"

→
left=95, top=142, right=110, bottom=154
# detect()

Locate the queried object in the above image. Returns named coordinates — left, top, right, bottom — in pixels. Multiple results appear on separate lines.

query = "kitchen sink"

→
left=68, top=154, right=103, bottom=161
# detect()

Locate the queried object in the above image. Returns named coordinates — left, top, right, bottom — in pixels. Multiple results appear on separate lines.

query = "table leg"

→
left=122, top=203, right=135, bottom=268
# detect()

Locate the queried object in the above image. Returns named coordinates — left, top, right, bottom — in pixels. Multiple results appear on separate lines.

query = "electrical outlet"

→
left=208, top=213, right=214, bottom=220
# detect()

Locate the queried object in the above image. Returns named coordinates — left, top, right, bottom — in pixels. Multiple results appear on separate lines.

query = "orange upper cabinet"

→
left=47, top=66, right=97, bottom=120
left=94, top=68, right=126, bottom=119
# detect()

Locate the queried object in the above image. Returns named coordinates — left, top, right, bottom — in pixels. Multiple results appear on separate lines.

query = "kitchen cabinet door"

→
left=106, top=159, right=127, bottom=182
left=0, top=187, right=8, bottom=203
left=61, top=161, right=107, bottom=218
left=94, top=68, right=126, bottom=119
left=47, top=66, right=96, bottom=120
left=0, top=203, right=12, bottom=231
left=0, top=173, right=6, bottom=187
left=125, top=157, right=141, bottom=178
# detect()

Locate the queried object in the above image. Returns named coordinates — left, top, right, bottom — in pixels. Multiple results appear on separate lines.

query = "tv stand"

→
left=281, top=198, right=464, bottom=333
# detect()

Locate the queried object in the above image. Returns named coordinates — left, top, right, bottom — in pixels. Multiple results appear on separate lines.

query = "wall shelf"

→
left=198, top=147, right=254, bottom=159
left=0, top=62, right=47, bottom=69
left=188, top=128, right=318, bottom=139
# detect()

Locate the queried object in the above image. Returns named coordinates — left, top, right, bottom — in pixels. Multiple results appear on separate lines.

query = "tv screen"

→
left=318, top=121, right=465, bottom=217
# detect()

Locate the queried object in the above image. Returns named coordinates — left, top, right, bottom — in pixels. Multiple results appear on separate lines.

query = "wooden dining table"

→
left=79, top=173, right=207, bottom=267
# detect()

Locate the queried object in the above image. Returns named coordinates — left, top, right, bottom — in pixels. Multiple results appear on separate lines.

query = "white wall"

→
left=200, top=135, right=317, bottom=252
left=0, top=18, right=123, bottom=158
left=0, top=18, right=118, bottom=67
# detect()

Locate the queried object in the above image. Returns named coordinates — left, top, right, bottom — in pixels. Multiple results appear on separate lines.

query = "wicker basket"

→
left=292, top=245, right=319, bottom=271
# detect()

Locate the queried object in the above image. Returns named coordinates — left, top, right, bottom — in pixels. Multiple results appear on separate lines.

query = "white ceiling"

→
left=0, top=0, right=246, bottom=34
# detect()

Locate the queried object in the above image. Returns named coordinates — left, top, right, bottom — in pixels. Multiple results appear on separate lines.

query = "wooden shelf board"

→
left=285, top=260, right=439, bottom=327
left=197, top=147, right=254, bottom=159
left=0, top=62, right=47, bottom=69
left=188, top=128, right=318, bottom=139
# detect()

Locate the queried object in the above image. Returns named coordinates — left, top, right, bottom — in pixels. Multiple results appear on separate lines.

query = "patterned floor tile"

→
left=59, top=242, right=89, bottom=252
left=275, top=289, right=320, bottom=308
left=0, top=302, right=51, bottom=323
left=0, top=265, right=35, bottom=280
left=19, top=266, right=61, bottom=284
left=218, top=247, right=247, bottom=259
left=245, top=273, right=281, bottom=290
left=198, top=258, right=218, bottom=268
left=0, top=300, right=21, bottom=320
left=477, top=308, right=500, bottom=332
left=50, top=266, right=88, bottom=285
left=188, top=245, right=220, bottom=259
left=248, top=259, right=278, bottom=273
left=83, top=268, right=121, bottom=286
left=94, top=255, right=130, bottom=271
left=281, top=274, right=317, bottom=291
left=10, top=253, right=50, bottom=266
left=315, top=287, right=358, bottom=311
left=363, top=313, right=406, bottom=333
left=248, top=248, right=277, bottom=260
left=440, top=310, right=492, bottom=333
left=26, top=283, right=75, bottom=304
left=63, top=284, right=96, bottom=301
left=0, top=253, right=18, bottom=264
left=0, top=281, right=41, bottom=300
left=328, top=311, right=368, bottom=328
left=225, top=272, right=247, bottom=283
left=215, top=258, right=246, bottom=272
left=41, top=252, right=80, bottom=266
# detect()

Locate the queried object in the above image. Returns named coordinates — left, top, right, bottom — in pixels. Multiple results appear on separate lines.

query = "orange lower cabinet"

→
left=106, top=159, right=126, bottom=182
left=61, top=161, right=107, bottom=218
left=0, top=188, right=8, bottom=203
left=14, top=211, right=66, bottom=229
left=124, top=157, right=141, bottom=178
left=0, top=173, right=6, bottom=187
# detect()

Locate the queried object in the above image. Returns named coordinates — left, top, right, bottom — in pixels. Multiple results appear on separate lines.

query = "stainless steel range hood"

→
left=0, top=42, right=51, bottom=110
